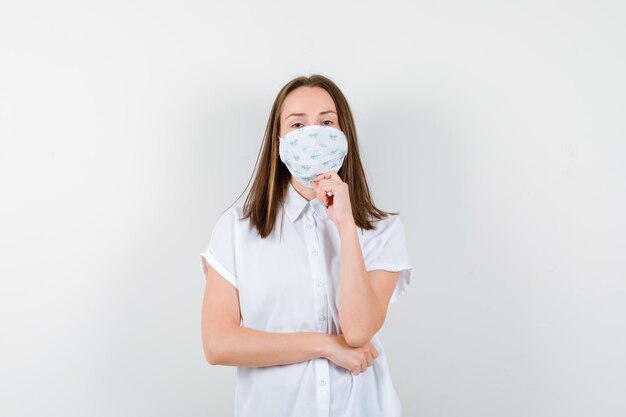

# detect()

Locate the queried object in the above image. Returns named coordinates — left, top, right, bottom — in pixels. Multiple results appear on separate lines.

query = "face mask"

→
left=278, top=124, right=349, bottom=188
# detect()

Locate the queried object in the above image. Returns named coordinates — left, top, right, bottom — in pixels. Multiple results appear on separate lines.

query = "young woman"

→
left=200, top=74, right=413, bottom=417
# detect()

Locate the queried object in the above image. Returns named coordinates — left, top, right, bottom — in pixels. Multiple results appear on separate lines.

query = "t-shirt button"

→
left=316, top=280, right=325, bottom=287
left=311, top=250, right=318, bottom=256
left=319, top=379, right=327, bottom=386
left=319, top=315, right=327, bottom=322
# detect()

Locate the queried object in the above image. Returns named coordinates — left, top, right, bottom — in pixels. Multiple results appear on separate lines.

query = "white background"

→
left=1, top=1, right=625, bottom=416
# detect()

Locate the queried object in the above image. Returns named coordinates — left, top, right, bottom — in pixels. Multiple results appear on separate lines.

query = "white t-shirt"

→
left=200, top=181, right=413, bottom=417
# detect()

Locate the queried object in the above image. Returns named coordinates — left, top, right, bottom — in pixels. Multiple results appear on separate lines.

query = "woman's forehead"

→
left=281, top=87, right=336, bottom=116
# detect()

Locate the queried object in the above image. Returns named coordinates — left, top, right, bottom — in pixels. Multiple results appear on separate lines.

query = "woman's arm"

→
left=310, top=174, right=397, bottom=348
left=201, top=261, right=332, bottom=367
left=205, top=325, right=332, bottom=367
left=336, top=220, right=396, bottom=348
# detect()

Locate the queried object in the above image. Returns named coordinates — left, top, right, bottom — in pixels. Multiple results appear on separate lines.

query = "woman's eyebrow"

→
left=286, top=110, right=337, bottom=119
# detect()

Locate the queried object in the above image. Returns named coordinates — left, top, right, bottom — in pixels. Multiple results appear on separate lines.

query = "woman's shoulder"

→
left=360, top=213, right=403, bottom=238
left=207, top=203, right=246, bottom=233
left=226, top=203, right=245, bottom=220
left=354, top=214, right=400, bottom=251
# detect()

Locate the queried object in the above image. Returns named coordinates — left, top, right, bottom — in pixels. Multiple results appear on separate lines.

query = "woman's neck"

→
left=291, top=179, right=316, bottom=201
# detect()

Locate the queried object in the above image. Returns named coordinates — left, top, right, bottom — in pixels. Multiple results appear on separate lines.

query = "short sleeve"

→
left=200, top=207, right=238, bottom=289
left=364, top=216, right=413, bottom=304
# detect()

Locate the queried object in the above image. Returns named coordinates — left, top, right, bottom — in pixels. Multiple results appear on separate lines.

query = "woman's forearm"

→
left=205, top=326, right=332, bottom=367
left=336, top=219, right=384, bottom=347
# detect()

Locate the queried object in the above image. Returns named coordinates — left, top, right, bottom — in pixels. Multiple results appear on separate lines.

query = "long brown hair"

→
left=230, top=74, right=398, bottom=238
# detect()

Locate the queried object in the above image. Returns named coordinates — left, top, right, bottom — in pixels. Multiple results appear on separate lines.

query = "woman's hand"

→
left=311, top=170, right=354, bottom=227
left=323, top=334, right=379, bottom=376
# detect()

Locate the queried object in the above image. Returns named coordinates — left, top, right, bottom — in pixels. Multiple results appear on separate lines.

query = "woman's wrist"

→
left=318, top=333, right=337, bottom=360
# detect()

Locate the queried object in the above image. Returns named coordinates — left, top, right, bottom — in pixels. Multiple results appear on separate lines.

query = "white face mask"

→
left=278, top=124, right=348, bottom=188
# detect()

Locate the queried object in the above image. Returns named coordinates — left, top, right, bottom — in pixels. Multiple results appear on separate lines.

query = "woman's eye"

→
left=322, top=120, right=333, bottom=125
left=291, top=123, right=304, bottom=128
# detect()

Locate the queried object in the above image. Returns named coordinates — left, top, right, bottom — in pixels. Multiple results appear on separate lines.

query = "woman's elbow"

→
left=342, top=319, right=382, bottom=347
left=343, top=330, right=374, bottom=348
left=204, top=347, right=221, bottom=365
left=202, top=332, right=225, bottom=365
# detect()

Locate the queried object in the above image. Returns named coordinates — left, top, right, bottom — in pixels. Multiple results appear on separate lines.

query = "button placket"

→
left=303, top=205, right=331, bottom=417
left=305, top=209, right=327, bottom=332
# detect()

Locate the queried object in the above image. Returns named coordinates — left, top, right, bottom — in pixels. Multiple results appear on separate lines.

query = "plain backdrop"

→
left=1, top=1, right=625, bottom=416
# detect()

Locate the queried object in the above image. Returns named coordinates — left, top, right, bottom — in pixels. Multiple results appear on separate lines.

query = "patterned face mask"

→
left=278, top=124, right=349, bottom=188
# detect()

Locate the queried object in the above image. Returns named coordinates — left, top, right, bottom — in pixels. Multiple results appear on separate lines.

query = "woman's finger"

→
left=311, top=179, right=331, bottom=206
left=313, top=169, right=342, bottom=184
